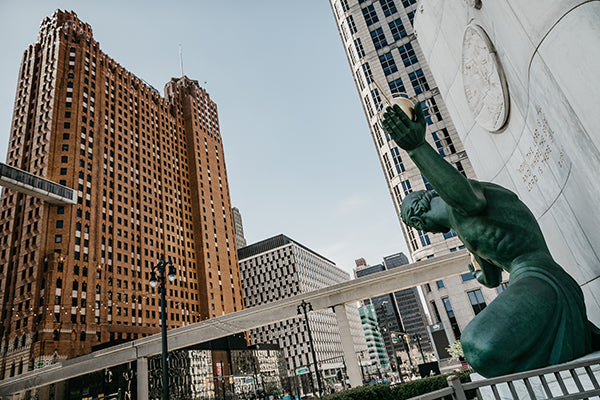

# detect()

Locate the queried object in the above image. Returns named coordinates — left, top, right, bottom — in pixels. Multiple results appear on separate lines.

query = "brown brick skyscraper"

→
left=0, top=10, right=244, bottom=378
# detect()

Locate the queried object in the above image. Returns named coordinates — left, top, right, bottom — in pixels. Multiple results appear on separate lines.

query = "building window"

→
left=380, top=0, right=398, bottom=16
left=418, top=230, right=431, bottom=246
left=371, top=88, right=382, bottom=109
left=409, top=69, right=429, bottom=94
left=362, top=5, right=379, bottom=26
left=383, top=154, right=394, bottom=179
left=362, top=63, right=374, bottom=84
left=443, top=228, right=457, bottom=239
left=461, top=272, right=475, bottom=282
left=436, top=280, right=444, bottom=289
left=370, top=27, right=387, bottom=50
left=388, top=18, right=407, bottom=41
left=422, top=97, right=442, bottom=125
left=388, top=77, right=405, bottom=94
left=456, top=161, right=467, bottom=177
left=60, top=168, right=68, bottom=175
left=496, top=282, right=509, bottom=295
left=364, top=95, right=375, bottom=118
left=433, top=128, right=455, bottom=156
left=391, top=147, right=405, bottom=173
left=55, top=235, right=62, bottom=243
left=354, top=38, right=366, bottom=58
left=398, top=43, right=418, bottom=67
left=468, top=289, right=487, bottom=315
left=402, top=0, right=417, bottom=8
left=400, top=179, right=412, bottom=195
left=379, top=52, right=398, bottom=76
left=442, top=297, right=461, bottom=339
left=422, top=175, right=433, bottom=190
left=346, top=16, right=357, bottom=34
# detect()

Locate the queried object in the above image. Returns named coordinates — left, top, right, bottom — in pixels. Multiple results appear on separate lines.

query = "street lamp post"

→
left=413, top=334, right=426, bottom=362
left=149, top=257, right=177, bottom=400
left=357, top=351, right=366, bottom=384
left=297, top=300, right=323, bottom=397
left=379, top=301, right=402, bottom=382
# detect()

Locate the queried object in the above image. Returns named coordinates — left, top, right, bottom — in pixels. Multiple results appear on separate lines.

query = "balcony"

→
left=0, top=163, right=76, bottom=204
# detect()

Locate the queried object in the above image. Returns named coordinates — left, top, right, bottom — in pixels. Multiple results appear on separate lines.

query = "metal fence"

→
left=410, top=353, right=600, bottom=400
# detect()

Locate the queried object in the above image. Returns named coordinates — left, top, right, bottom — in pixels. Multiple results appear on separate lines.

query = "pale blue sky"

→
left=0, top=1, right=410, bottom=275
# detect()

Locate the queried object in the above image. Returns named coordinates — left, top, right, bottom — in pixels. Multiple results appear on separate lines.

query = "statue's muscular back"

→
left=448, top=181, right=549, bottom=272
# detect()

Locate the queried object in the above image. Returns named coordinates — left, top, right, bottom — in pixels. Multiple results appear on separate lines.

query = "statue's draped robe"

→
left=463, top=251, right=597, bottom=377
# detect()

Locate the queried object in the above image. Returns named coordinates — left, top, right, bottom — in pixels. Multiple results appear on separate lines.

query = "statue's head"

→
left=401, top=190, right=448, bottom=233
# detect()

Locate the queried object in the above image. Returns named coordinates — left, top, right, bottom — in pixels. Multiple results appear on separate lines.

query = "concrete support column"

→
left=333, top=304, right=362, bottom=388
left=137, top=357, right=149, bottom=400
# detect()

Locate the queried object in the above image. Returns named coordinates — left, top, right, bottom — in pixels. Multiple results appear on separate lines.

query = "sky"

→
left=0, top=1, right=410, bottom=276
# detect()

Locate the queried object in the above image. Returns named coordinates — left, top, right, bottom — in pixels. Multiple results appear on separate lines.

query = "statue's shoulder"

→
left=477, top=180, right=519, bottom=198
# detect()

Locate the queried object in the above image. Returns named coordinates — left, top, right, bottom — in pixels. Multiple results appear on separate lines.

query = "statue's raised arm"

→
left=382, top=104, right=486, bottom=216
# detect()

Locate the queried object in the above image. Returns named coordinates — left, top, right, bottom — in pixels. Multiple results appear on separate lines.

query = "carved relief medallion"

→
left=462, top=23, right=509, bottom=132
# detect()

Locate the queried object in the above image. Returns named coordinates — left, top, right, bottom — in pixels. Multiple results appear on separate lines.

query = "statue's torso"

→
left=449, top=182, right=549, bottom=272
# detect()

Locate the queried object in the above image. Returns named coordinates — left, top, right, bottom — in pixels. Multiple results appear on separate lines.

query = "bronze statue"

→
left=382, top=103, right=600, bottom=377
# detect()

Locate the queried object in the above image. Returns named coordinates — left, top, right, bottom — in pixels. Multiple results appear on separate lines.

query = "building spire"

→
left=179, top=44, right=184, bottom=77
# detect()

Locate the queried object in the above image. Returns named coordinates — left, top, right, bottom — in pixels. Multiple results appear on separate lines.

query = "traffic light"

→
left=391, top=333, right=398, bottom=344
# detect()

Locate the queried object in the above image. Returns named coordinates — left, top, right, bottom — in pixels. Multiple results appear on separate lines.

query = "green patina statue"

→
left=382, top=103, right=600, bottom=378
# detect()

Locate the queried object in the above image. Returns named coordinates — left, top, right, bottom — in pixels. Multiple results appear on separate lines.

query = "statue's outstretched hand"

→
left=382, top=102, right=426, bottom=151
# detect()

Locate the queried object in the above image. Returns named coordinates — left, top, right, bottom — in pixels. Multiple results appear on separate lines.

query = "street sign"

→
left=296, top=367, right=310, bottom=375
left=246, top=378, right=254, bottom=383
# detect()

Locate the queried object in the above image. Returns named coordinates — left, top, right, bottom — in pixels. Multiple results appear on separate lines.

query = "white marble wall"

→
left=414, top=0, right=600, bottom=324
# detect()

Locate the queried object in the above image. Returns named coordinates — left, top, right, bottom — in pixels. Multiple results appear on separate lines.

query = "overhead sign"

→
left=296, top=367, right=310, bottom=375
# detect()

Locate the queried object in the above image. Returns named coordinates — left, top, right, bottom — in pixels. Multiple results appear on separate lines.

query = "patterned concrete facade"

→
left=238, top=235, right=367, bottom=378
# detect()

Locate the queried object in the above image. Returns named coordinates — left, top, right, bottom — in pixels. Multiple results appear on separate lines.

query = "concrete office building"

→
left=329, top=0, right=502, bottom=348
left=232, top=207, right=247, bottom=250
left=358, top=304, right=389, bottom=371
left=238, top=235, right=367, bottom=387
left=355, top=254, right=432, bottom=367
left=0, top=10, right=244, bottom=380
left=414, top=0, right=600, bottom=323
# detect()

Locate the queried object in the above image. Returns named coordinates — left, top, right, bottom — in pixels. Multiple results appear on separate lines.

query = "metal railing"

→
left=410, top=353, right=600, bottom=400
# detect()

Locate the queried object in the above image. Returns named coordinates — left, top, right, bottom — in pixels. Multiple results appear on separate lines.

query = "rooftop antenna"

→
left=179, top=44, right=184, bottom=78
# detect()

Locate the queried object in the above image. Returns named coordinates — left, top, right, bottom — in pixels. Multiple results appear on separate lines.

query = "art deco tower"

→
left=0, top=10, right=243, bottom=378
